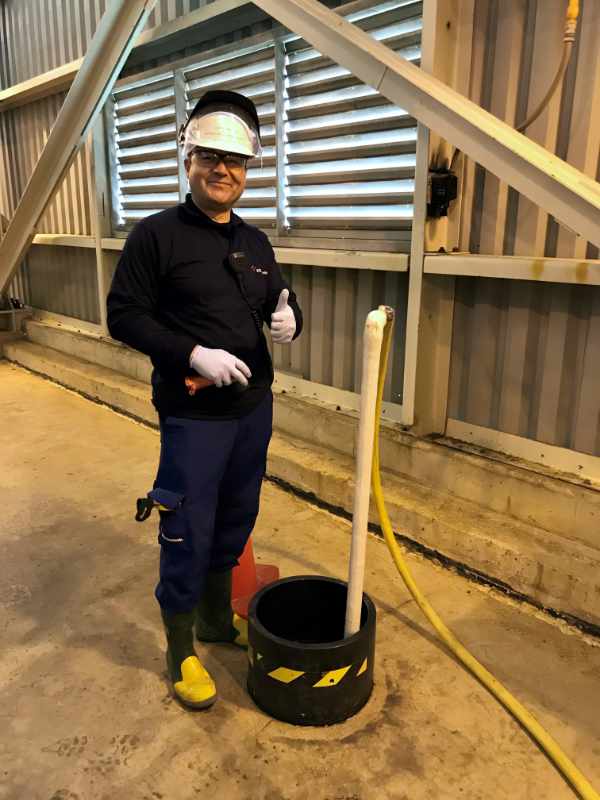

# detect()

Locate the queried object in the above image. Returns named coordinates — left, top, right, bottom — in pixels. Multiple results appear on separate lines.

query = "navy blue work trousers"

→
left=151, top=392, right=273, bottom=613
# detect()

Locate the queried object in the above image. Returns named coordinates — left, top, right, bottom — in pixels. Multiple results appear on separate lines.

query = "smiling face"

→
left=184, top=148, right=248, bottom=222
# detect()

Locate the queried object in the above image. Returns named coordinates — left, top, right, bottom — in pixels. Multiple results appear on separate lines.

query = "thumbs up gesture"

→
left=270, top=288, right=296, bottom=344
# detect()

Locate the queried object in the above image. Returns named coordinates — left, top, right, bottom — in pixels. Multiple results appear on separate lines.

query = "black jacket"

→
left=107, top=195, right=302, bottom=418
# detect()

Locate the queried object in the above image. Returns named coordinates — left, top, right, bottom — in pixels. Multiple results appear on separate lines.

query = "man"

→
left=107, top=90, right=302, bottom=709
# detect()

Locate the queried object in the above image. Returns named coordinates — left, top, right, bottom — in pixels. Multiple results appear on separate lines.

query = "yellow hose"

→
left=372, top=313, right=599, bottom=800
left=516, top=0, right=580, bottom=133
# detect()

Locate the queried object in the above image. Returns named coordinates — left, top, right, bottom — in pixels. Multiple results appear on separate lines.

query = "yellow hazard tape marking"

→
left=269, top=667, right=305, bottom=684
left=258, top=658, right=366, bottom=687
left=313, top=665, right=351, bottom=688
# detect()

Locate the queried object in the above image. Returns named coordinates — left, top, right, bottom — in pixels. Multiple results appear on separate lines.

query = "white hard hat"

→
left=183, top=111, right=261, bottom=159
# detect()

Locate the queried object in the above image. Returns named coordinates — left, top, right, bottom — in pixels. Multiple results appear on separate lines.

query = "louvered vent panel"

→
left=283, top=0, right=422, bottom=230
left=111, top=71, right=178, bottom=226
left=184, top=43, right=277, bottom=228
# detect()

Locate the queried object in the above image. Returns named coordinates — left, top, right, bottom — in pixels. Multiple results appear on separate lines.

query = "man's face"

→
left=185, top=148, right=248, bottom=215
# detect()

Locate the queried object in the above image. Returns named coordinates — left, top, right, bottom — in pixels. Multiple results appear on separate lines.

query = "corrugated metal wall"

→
left=275, top=265, right=407, bottom=403
left=448, top=0, right=600, bottom=458
left=0, top=0, right=229, bottom=86
left=0, top=114, right=16, bottom=219
left=7, top=95, right=93, bottom=235
left=1, top=0, right=107, bottom=82
left=460, top=0, right=600, bottom=260
left=448, top=278, right=600, bottom=456
left=25, top=245, right=100, bottom=323
left=2, top=94, right=94, bottom=310
left=0, top=4, right=10, bottom=90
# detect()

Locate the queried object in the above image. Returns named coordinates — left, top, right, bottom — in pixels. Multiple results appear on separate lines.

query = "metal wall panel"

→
left=0, top=113, right=18, bottom=220
left=1, top=0, right=108, bottom=85
left=0, top=3, right=10, bottom=90
left=25, top=245, right=100, bottom=323
left=272, top=265, right=407, bottom=404
left=0, top=1, right=234, bottom=87
left=448, top=277, right=600, bottom=456
left=0, top=95, right=92, bottom=307
left=8, top=267, right=31, bottom=306
left=146, top=0, right=213, bottom=32
left=459, top=0, right=600, bottom=260
left=5, top=94, right=93, bottom=235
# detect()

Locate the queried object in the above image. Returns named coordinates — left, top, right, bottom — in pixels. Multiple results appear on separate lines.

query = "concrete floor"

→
left=1, top=361, right=600, bottom=800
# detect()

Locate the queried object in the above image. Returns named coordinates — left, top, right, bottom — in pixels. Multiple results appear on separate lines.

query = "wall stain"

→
left=531, top=259, right=544, bottom=280
left=575, top=261, right=589, bottom=283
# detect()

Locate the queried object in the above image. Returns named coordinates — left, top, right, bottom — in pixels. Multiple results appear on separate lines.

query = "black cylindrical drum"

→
left=247, top=576, right=376, bottom=725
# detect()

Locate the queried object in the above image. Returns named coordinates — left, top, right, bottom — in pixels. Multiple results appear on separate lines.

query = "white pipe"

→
left=344, top=306, right=388, bottom=638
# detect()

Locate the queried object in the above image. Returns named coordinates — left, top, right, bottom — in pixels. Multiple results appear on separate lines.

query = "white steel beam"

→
left=252, top=0, right=600, bottom=249
left=425, top=254, right=600, bottom=286
left=0, top=0, right=158, bottom=296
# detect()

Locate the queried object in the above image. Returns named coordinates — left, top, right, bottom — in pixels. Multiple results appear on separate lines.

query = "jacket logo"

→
left=250, top=265, right=269, bottom=276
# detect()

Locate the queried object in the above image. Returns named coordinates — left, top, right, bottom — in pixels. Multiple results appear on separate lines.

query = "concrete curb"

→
left=5, top=334, right=600, bottom=630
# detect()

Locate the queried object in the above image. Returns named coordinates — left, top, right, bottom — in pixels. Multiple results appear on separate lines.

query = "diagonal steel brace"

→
left=252, top=0, right=600, bottom=249
left=0, top=0, right=158, bottom=295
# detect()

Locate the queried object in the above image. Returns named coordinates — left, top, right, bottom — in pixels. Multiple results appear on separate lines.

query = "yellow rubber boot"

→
left=161, top=609, right=217, bottom=709
left=172, top=656, right=217, bottom=709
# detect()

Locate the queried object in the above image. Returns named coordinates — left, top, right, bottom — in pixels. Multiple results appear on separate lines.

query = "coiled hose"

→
left=372, top=312, right=599, bottom=800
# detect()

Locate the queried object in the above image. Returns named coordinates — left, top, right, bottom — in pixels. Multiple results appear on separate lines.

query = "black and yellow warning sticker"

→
left=248, top=645, right=368, bottom=688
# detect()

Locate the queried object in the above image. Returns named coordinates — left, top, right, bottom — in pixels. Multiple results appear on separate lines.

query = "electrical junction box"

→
left=427, top=169, right=458, bottom=218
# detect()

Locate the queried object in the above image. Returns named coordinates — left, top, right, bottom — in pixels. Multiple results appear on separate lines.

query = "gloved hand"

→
left=189, top=345, right=252, bottom=388
left=270, top=289, right=296, bottom=344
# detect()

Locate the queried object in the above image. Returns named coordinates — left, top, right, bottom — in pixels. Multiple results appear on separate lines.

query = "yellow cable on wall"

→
left=517, top=0, right=580, bottom=132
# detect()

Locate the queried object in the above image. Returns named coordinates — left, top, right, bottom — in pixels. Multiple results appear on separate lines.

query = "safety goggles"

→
left=189, top=148, right=249, bottom=170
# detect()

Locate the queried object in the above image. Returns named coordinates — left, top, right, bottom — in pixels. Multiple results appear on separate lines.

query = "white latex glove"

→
left=270, top=289, right=296, bottom=344
left=189, top=345, right=252, bottom=388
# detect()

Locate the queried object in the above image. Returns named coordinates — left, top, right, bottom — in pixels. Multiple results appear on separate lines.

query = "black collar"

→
left=179, top=194, right=244, bottom=230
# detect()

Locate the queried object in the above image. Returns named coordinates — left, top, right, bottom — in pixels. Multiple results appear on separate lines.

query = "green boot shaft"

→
left=195, top=570, right=238, bottom=644
left=161, top=608, right=197, bottom=682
